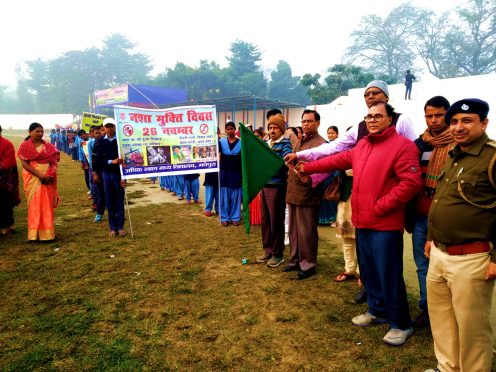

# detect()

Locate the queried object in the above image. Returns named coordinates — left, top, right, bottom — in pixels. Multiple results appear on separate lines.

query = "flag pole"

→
left=124, top=187, right=135, bottom=239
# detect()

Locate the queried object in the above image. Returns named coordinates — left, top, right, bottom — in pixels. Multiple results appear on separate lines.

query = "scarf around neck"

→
left=421, top=128, right=454, bottom=189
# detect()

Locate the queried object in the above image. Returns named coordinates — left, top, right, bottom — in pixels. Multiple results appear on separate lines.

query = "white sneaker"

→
left=284, top=232, right=289, bottom=246
left=383, top=327, right=413, bottom=346
left=352, top=312, right=387, bottom=326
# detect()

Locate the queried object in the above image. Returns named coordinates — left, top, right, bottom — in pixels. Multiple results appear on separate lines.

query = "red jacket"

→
left=304, top=126, right=422, bottom=231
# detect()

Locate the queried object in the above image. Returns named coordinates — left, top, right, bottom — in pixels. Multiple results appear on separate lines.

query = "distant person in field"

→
left=0, top=125, right=20, bottom=236
left=184, top=173, right=201, bottom=204
left=219, top=121, right=242, bottom=226
left=18, top=123, right=60, bottom=241
left=405, top=69, right=416, bottom=100
left=77, top=129, right=90, bottom=193
left=91, top=125, right=107, bottom=223
left=49, top=129, right=57, bottom=145
left=318, top=126, right=339, bottom=226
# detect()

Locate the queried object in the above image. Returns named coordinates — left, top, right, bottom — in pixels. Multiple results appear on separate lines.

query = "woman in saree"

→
left=18, top=123, right=60, bottom=241
left=0, top=125, right=20, bottom=236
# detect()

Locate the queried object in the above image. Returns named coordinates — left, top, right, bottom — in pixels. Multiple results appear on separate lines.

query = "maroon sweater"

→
left=304, top=126, right=422, bottom=231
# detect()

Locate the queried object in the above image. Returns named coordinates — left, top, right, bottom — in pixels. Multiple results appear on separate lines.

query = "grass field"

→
left=0, top=132, right=494, bottom=371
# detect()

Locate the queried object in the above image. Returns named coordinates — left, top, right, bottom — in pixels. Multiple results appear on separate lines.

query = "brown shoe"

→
left=256, top=253, right=272, bottom=263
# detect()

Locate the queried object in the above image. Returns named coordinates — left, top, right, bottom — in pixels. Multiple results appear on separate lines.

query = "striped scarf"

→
left=422, top=128, right=454, bottom=189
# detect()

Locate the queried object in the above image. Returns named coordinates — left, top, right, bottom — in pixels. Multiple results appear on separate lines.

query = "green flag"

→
left=240, top=123, right=285, bottom=234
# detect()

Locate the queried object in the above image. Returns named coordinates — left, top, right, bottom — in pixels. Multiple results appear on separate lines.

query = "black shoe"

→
left=297, top=268, right=316, bottom=280
left=353, top=288, right=367, bottom=304
left=412, top=310, right=430, bottom=328
left=283, top=265, right=300, bottom=272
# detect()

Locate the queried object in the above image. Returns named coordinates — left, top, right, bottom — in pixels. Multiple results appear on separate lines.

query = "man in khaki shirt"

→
left=425, top=98, right=496, bottom=372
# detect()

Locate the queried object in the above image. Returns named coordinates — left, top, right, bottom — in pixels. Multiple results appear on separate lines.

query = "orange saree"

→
left=18, top=140, right=60, bottom=241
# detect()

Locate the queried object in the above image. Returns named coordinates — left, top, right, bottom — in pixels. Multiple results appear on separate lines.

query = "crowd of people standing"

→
left=1, top=77, right=495, bottom=370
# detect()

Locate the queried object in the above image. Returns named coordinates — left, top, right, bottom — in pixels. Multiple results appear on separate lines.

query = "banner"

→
left=81, top=112, right=108, bottom=132
left=95, top=85, right=128, bottom=105
left=114, top=105, right=219, bottom=180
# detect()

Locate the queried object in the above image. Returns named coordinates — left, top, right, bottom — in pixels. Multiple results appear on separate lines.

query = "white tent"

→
left=312, top=73, right=496, bottom=140
left=0, top=114, right=76, bottom=130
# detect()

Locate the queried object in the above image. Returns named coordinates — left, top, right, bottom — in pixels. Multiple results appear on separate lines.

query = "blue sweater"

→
left=266, top=137, right=292, bottom=185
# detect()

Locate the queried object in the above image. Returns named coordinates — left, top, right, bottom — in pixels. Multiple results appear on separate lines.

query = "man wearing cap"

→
left=425, top=98, right=496, bottom=372
left=295, top=102, right=422, bottom=345
left=256, top=114, right=293, bottom=268
left=284, top=80, right=416, bottom=164
left=96, top=118, right=126, bottom=237
left=285, top=79, right=416, bottom=302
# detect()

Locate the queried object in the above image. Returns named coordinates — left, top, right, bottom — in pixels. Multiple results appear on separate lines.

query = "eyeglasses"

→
left=301, top=120, right=316, bottom=124
left=363, top=90, right=383, bottom=97
left=364, top=114, right=388, bottom=122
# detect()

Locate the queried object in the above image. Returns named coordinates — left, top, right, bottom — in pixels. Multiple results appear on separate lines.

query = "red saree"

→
left=18, top=139, right=60, bottom=241
left=0, top=136, right=20, bottom=232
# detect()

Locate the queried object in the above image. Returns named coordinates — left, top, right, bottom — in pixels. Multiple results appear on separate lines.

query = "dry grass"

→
left=1, top=131, right=490, bottom=371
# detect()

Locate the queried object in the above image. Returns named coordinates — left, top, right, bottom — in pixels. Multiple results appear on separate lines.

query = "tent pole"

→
left=128, top=84, right=159, bottom=109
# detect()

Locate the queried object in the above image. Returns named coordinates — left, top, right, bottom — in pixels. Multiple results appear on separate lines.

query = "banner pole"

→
left=124, top=187, right=135, bottom=239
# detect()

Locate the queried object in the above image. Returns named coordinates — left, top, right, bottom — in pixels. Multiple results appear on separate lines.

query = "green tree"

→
left=224, top=40, right=267, bottom=97
left=17, top=33, right=152, bottom=113
left=346, top=3, right=421, bottom=82
left=267, top=60, right=310, bottom=104
left=100, top=33, right=152, bottom=86
left=416, top=0, right=496, bottom=78
left=154, top=60, right=224, bottom=101
left=0, top=86, right=16, bottom=114
left=300, top=64, right=374, bottom=105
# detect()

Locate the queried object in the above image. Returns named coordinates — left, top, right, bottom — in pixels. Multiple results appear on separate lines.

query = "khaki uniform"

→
left=427, top=133, right=496, bottom=372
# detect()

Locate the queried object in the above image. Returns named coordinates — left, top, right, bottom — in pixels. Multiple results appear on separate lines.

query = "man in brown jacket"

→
left=284, top=109, right=327, bottom=279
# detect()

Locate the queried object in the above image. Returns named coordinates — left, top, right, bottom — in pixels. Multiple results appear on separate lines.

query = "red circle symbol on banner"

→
left=123, top=124, right=134, bottom=137
left=200, top=123, right=209, bottom=134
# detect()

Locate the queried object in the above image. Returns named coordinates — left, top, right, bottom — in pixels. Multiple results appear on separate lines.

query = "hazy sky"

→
left=2, top=0, right=466, bottom=88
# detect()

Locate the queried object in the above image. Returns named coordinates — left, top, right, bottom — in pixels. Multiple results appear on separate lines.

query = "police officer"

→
left=425, top=98, right=496, bottom=372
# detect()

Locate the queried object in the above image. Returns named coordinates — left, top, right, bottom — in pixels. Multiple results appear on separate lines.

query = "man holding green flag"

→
left=239, top=122, right=285, bottom=235
left=253, top=114, right=293, bottom=268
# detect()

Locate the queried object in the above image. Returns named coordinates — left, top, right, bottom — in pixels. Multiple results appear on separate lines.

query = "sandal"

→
left=118, top=229, right=127, bottom=236
left=232, top=221, right=241, bottom=226
left=334, top=272, right=356, bottom=282
left=109, top=230, right=117, bottom=238
left=221, top=222, right=229, bottom=227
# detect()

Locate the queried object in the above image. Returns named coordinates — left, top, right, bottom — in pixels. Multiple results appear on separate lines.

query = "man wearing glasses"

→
left=295, top=102, right=422, bottom=346
left=284, top=80, right=416, bottom=164
left=285, top=79, right=416, bottom=302
left=284, top=109, right=327, bottom=279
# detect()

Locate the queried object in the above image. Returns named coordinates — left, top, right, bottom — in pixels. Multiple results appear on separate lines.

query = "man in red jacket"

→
left=296, top=102, right=422, bottom=346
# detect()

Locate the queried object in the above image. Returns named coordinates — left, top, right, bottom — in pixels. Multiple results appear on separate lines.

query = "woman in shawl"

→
left=0, top=125, right=20, bottom=236
left=18, top=123, right=60, bottom=241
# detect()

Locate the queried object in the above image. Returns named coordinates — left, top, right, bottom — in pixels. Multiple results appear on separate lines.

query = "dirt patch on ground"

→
left=125, top=178, right=184, bottom=208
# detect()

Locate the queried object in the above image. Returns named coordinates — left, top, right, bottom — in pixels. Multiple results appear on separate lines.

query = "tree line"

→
left=1, top=0, right=494, bottom=113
